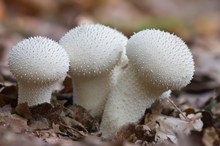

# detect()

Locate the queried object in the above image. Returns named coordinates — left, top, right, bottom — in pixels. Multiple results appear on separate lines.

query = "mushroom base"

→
left=72, top=74, right=110, bottom=117
left=100, top=65, right=170, bottom=138
left=18, top=82, right=54, bottom=106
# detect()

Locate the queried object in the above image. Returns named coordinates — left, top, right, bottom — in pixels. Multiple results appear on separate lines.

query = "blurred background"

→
left=0, top=0, right=220, bottom=99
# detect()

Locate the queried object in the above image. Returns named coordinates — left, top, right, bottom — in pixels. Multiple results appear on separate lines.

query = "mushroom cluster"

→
left=8, top=24, right=194, bottom=139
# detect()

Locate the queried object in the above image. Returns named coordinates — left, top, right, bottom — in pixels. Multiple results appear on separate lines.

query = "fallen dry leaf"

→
left=65, top=105, right=99, bottom=132
left=145, top=108, right=203, bottom=143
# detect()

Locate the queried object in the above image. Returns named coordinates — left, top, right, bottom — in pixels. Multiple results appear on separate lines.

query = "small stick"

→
left=166, top=96, right=191, bottom=121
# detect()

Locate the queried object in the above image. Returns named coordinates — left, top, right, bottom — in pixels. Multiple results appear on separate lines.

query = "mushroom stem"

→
left=72, top=49, right=128, bottom=118
left=18, top=82, right=55, bottom=106
left=100, top=64, right=169, bottom=138
left=72, top=74, right=110, bottom=117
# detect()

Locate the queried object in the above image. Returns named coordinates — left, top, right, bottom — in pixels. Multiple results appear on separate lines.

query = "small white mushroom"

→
left=8, top=36, right=69, bottom=106
left=100, top=29, right=194, bottom=138
left=59, top=24, right=127, bottom=117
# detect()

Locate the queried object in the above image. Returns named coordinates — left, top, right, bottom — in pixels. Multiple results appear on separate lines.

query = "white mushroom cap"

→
left=127, top=29, right=194, bottom=90
left=8, top=36, right=69, bottom=106
left=9, top=36, right=69, bottom=83
left=59, top=24, right=128, bottom=77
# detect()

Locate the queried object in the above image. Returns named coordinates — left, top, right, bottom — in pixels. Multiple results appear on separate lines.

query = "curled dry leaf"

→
left=65, top=105, right=99, bottom=132
left=145, top=112, right=203, bottom=143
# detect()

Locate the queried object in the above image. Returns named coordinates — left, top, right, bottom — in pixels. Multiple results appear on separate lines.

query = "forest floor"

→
left=1, top=0, right=220, bottom=146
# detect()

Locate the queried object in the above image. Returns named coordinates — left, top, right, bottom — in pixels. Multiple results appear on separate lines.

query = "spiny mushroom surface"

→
left=127, top=30, right=194, bottom=90
left=8, top=36, right=69, bottom=106
left=100, top=29, right=194, bottom=138
left=59, top=24, right=127, bottom=117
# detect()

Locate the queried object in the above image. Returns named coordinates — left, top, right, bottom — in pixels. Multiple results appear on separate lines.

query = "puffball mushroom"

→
left=59, top=24, right=127, bottom=117
left=8, top=36, right=69, bottom=106
left=100, top=29, right=194, bottom=138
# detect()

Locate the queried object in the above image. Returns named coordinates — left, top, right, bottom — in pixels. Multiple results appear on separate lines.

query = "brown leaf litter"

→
left=14, top=102, right=99, bottom=140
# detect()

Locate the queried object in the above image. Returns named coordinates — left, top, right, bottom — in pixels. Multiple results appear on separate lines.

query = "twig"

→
left=165, top=96, right=191, bottom=122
